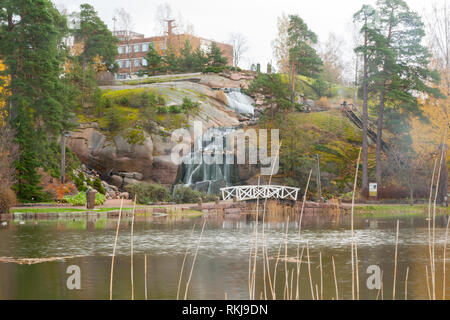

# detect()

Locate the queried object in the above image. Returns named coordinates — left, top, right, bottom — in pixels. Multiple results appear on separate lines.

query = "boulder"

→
left=109, top=175, right=123, bottom=188
left=124, top=177, right=140, bottom=185
left=68, top=127, right=154, bottom=179
left=150, top=155, right=180, bottom=185
left=118, top=192, right=130, bottom=199
left=199, top=75, right=241, bottom=89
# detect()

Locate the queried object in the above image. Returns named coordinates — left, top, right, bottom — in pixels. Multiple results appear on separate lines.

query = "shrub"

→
left=0, top=187, right=16, bottom=214
left=64, top=192, right=106, bottom=206
left=93, top=178, right=106, bottom=195
left=180, top=97, right=200, bottom=113
left=316, top=97, right=332, bottom=110
left=173, top=185, right=216, bottom=204
left=125, top=183, right=172, bottom=204
left=202, top=66, right=227, bottom=74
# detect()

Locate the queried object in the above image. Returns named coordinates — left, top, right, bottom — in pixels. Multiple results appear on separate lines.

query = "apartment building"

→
left=114, top=25, right=233, bottom=80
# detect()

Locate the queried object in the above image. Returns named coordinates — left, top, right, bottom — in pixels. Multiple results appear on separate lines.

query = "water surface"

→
left=0, top=213, right=448, bottom=300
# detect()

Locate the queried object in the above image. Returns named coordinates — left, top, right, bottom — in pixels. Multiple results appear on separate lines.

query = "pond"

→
left=0, top=212, right=448, bottom=300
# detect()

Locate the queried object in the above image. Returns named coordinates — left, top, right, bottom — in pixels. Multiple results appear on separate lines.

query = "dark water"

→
left=0, top=213, right=449, bottom=300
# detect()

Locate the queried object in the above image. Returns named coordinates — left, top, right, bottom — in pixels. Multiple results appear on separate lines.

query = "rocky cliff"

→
left=68, top=73, right=255, bottom=194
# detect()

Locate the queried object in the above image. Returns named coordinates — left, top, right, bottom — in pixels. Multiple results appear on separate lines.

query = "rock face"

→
left=68, top=126, right=171, bottom=183
left=70, top=77, right=247, bottom=189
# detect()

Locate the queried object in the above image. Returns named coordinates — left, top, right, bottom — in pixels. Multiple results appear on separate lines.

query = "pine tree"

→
left=287, top=15, right=323, bottom=108
left=365, top=0, right=441, bottom=186
left=207, top=42, right=228, bottom=67
left=192, top=47, right=208, bottom=71
left=180, top=40, right=194, bottom=72
left=0, top=0, right=75, bottom=201
left=164, top=45, right=180, bottom=74
left=142, top=45, right=164, bottom=76
left=72, top=4, right=119, bottom=73
left=354, top=4, right=377, bottom=197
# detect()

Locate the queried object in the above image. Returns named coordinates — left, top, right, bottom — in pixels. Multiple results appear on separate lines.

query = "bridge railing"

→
left=221, top=185, right=300, bottom=201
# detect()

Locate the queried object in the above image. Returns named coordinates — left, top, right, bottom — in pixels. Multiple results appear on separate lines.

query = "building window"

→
left=125, top=45, right=131, bottom=53
left=125, top=60, right=130, bottom=68
left=142, top=43, right=149, bottom=52
left=142, top=58, right=148, bottom=66
left=134, top=59, right=140, bottom=67
left=117, top=60, right=123, bottom=68
left=118, top=46, right=123, bottom=54
left=134, top=44, right=140, bottom=52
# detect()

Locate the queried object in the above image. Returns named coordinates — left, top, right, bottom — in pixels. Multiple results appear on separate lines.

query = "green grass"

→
left=121, top=74, right=198, bottom=86
left=354, top=204, right=450, bottom=218
left=12, top=207, right=136, bottom=214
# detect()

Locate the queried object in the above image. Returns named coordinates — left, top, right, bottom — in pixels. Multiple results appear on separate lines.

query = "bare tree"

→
left=229, top=32, right=249, bottom=68
left=272, top=13, right=291, bottom=74
left=114, top=8, right=134, bottom=76
left=425, top=0, right=449, bottom=204
left=426, top=0, right=449, bottom=75
left=175, top=12, right=195, bottom=35
left=154, top=2, right=174, bottom=36
left=319, top=32, right=346, bottom=84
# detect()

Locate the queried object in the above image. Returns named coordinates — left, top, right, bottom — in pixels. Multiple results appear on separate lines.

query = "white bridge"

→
left=220, top=185, right=300, bottom=201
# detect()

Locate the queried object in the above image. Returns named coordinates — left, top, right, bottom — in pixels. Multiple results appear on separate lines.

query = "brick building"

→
left=114, top=24, right=233, bottom=80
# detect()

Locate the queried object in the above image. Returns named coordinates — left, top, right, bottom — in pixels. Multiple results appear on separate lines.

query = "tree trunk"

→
left=409, top=187, right=414, bottom=206
left=375, top=88, right=386, bottom=187
left=361, top=28, right=369, bottom=198
left=290, top=59, right=296, bottom=110
left=438, top=145, right=448, bottom=205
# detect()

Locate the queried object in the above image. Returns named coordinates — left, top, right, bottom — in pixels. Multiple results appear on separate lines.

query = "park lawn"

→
left=354, top=204, right=450, bottom=218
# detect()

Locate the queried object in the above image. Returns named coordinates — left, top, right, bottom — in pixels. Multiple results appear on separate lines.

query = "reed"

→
left=264, top=243, right=274, bottom=299
left=426, top=265, right=431, bottom=300
left=298, top=169, right=313, bottom=238
left=295, top=245, right=305, bottom=300
left=272, top=242, right=282, bottom=299
left=184, top=219, right=206, bottom=300
left=332, top=256, right=338, bottom=300
left=350, top=148, right=362, bottom=300
left=405, top=266, right=409, bottom=300
left=443, top=216, right=450, bottom=300
left=130, top=196, right=136, bottom=300
left=393, top=220, right=399, bottom=300
left=109, top=197, right=124, bottom=300
left=431, top=124, right=447, bottom=300
left=177, top=223, right=196, bottom=300
left=354, top=241, right=360, bottom=300
left=427, top=157, right=438, bottom=298
left=283, top=216, right=289, bottom=300
left=144, top=253, right=148, bottom=300
left=319, top=251, right=323, bottom=300
left=306, top=241, right=315, bottom=300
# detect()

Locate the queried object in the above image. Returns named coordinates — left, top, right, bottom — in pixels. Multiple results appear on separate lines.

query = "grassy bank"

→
left=354, top=204, right=450, bottom=218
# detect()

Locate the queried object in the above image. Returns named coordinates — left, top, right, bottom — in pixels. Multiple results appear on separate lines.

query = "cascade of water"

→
left=179, top=127, right=236, bottom=194
left=225, top=88, right=255, bottom=115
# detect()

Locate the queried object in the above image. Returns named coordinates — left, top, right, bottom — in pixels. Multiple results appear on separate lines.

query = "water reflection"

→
left=0, top=213, right=448, bottom=300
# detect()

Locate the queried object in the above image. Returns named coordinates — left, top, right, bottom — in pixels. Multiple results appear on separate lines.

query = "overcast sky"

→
left=55, top=0, right=432, bottom=72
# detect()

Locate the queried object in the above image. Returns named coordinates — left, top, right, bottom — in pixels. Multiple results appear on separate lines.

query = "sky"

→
left=55, top=0, right=432, bottom=72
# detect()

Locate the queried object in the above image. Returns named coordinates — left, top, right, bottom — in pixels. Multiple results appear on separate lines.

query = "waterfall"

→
left=225, top=88, right=255, bottom=116
left=178, top=127, right=236, bottom=195
left=175, top=90, right=254, bottom=195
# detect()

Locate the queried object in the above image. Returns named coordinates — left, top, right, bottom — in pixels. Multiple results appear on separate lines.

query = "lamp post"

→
left=316, top=154, right=322, bottom=201
left=61, top=131, right=70, bottom=184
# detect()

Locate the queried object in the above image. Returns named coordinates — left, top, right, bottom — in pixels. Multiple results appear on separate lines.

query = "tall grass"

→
left=109, top=197, right=124, bottom=300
